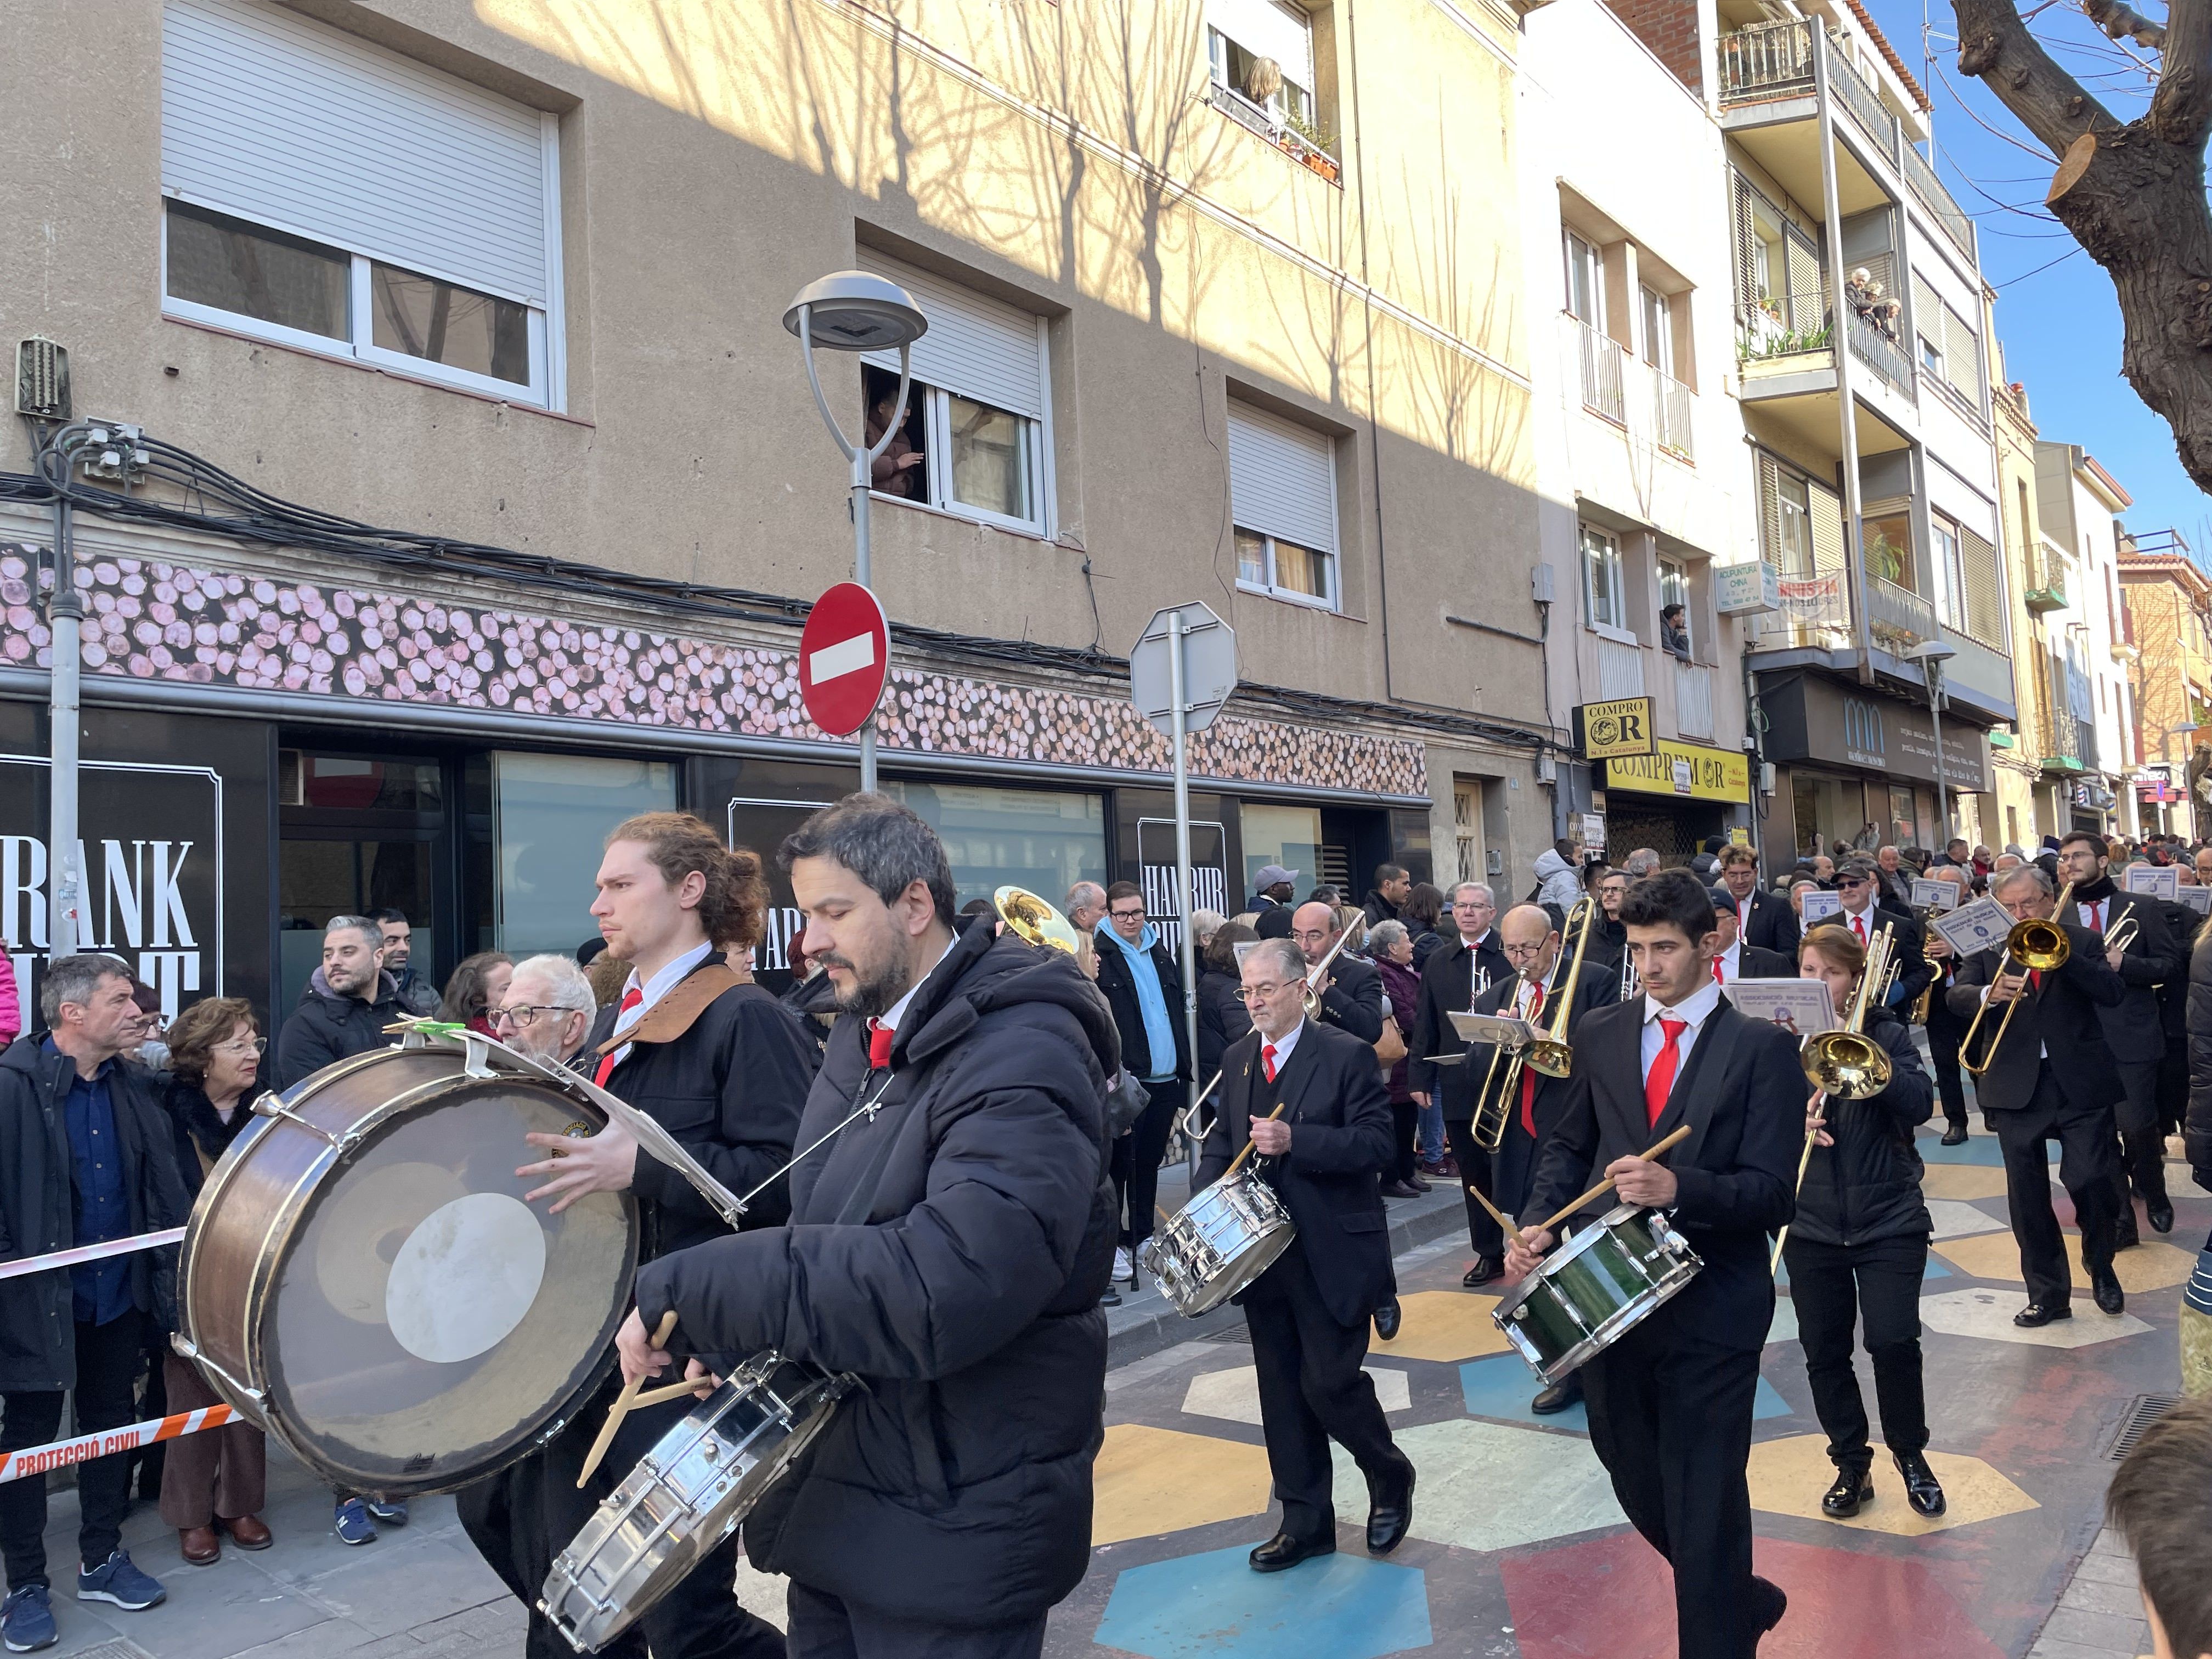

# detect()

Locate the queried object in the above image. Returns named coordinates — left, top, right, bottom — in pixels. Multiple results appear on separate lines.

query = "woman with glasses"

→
left=156, top=998, right=273, bottom=1565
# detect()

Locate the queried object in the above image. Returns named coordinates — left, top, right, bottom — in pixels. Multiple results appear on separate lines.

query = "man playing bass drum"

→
left=1505, top=870, right=1801, bottom=1658
left=616, top=795, right=1119, bottom=1659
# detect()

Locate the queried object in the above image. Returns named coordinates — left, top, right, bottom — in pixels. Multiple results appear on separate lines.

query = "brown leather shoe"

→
left=179, top=1525, right=220, bottom=1565
left=222, top=1514, right=273, bottom=1550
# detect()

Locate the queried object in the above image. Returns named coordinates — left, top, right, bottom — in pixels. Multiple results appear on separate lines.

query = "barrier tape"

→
left=0, top=1228, right=187, bottom=1282
left=0, top=1403, right=236, bottom=1485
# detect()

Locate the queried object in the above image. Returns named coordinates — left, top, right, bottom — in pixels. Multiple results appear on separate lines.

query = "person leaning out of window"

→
left=157, top=997, right=274, bottom=1566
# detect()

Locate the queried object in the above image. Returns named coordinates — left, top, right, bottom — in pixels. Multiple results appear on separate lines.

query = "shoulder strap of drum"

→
left=594, top=964, right=743, bottom=1056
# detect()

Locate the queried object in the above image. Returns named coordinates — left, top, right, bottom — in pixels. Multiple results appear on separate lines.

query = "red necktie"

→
left=1852, top=914, right=1867, bottom=945
left=868, top=1019, right=894, bottom=1071
left=1263, top=1042, right=1279, bottom=1082
left=1645, top=1018, right=1686, bottom=1127
left=1518, top=984, right=1544, bottom=1136
left=592, top=986, right=645, bottom=1087
left=1712, top=955, right=1726, bottom=985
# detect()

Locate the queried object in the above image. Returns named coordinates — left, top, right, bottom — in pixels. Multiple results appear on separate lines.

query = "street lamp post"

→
left=783, top=272, right=928, bottom=794
left=2168, top=721, right=2199, bottom=837
left=1908, top=641, right=1959, bottom=848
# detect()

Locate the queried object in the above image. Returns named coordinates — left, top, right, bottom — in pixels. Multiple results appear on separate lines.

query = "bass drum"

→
left=176, top=1030, right=639, bottom=1497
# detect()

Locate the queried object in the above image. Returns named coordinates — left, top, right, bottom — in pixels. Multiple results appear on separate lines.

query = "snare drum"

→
left=176, top=1030, right=639, bottom=1497
left=1139, top=1168, right=1295, bottom=1317
left=541, top=1353, right=852, bottom=1653
left=1491, top=1204, right=1702, bottom=1383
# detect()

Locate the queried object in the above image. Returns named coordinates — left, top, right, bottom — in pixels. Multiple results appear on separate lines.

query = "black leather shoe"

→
left=1820, top=1468, right=1873, bottom=1517
left=1365, top=1463, right=1414, bottom=1554
left=1940, top=1125, right=1968, bottom=1147
left=2114, top=1216, right=2141, bottom=1252
left=1374, top=1299, right=1402, bottom=1341
left=1249, top=1531, right=1335, bottom=1573
left=1379, top=1180, right=1423, bottom=1199
left=1752, top=1575, right=1788, bottom=1636
left=1463, top=1257, right=1504, bottom=1288
left=1099, top=1286, right=1121, bottom=1308
left=2013, top=1301, right=2072, bottom=1327
left=1407, top=1173, right=1433, bottom=1193
left=2150, top=1198, right=2175, bottom=1234
left=1894, top=1451, right=1946, bottom=1517
left=1530, top=1377, right=1583, bottom=1415
left=2092, top=1267, right=2126, bottom=1315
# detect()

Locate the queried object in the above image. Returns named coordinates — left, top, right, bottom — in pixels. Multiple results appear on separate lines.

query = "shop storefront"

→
left=1757, top=670, right=1991, bottom=863
left=1598, top=738, right=1751, bottom=864
left=0, top=532, right=1440, bottom=1018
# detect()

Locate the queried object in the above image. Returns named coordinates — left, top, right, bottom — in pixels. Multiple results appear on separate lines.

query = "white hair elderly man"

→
left=1064, top=882, right=1108, bottom=936
left=489, top=955, right=598, bottom=1070
left=1622, top=848, right=1662, bottom=879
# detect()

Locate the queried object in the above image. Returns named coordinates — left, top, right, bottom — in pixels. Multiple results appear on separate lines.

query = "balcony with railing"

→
left=1718, top=19, right=1815, bottom=104
left=2038, top=709, right=2086, bottom=771
left=1655, top=373, right=1694, bottom=460
left=1738, top=289, right=1831, bottom=366
left=1867, top=575, right=1935, bottom=654
left=1903, top=143, right=1976, bottom=260
left=2023, top=545, right=2069, bottom=613
left=1673, top=657, right=1715, bottom=738
left=1576, top=319, right=1626, bottom=424
left=1843, top=299, right=1915, bottom=399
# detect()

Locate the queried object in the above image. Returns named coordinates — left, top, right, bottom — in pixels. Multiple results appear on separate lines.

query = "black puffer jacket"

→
left=635, top=919, right=1118, bottom=1627
left=1788, top=1008, right=1934, bottom=1249
left=1195, top=967, right=1250, bottom=1080
left=0, top=1040, right=192, bottom=1391
left=274, top=968, right=403, bottom=1090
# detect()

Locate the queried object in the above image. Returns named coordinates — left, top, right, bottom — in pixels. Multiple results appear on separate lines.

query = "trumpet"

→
left=1908, top=922, right=1940, bottom=1023
left=1471, top=898, right=1595, bottom=1152
left=1959, top=881, right=2076, bottom=1076
left=2105, top=911, right=2140, bottom=955
left=993, top=885, right=1083, bottom=954
left=1800, top=923, right=1895, bottom=1099
left=1300, top=923, right=1356, bottom=1017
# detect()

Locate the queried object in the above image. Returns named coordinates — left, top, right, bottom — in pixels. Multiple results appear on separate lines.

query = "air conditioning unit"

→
left=16, top=338, right=69, bottom=420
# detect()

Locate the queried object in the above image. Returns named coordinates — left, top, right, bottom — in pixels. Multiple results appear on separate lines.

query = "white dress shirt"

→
left=1259, top=1018, right=1306, bottom=1077
left=601, top=938, right=716, bottom=1073
left=1715, top=941, right=1742, bottom=984
left=1639, top=977, right=1724, bottom=1085
left=1462, top=931, right=1494, bottom=1003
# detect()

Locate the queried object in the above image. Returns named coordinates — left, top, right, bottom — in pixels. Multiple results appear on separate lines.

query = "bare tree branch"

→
left=2148, top=0, right=2212, bottom=144
left=1954, top=0, right=2118, bottom=153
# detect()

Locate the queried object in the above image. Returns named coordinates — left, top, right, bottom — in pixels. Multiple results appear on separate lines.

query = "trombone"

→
left=1959, top=881, right=2076, bottom=1076
left=1470, top=898, right=1595, bottom=1152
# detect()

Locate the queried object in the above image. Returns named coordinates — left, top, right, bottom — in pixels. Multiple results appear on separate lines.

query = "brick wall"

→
left=1602, top=0, right=1702, bottom=94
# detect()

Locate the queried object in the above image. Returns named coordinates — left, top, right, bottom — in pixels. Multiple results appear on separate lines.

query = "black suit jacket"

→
left=2069, top=889, right=2179, bottom=1054
left=1313, top=952, right=1385, bottom=1043
left=1408, top=934, right=1512, bottom=1111
left=1732, top=944, right=1796, bottom=980
left=1463, top=961, right=1620, bottom=1161
left=1194, top=1020, right=1395, bottom=1325
left=1945, top=923, right=2125, bottom=1113
left=1522, top=996, right=1801, bottom=1352
left=1812, top=905, right=1934, bottom=1011
left=1733, top=886, right=1801, bottom=957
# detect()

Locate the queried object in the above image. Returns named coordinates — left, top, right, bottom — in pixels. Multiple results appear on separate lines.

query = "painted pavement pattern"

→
left=1040, top=1126, right=2193, bottom=1659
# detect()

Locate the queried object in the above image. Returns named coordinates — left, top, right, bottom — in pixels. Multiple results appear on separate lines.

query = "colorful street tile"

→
left=1331, top=1416, right=1625, bottom=1551
left=1182, top=1363, right=1412, bottom=1426
left=1458, top=1354, right=1793, bottom=1435
left=1918, top=1286, right=2154, bottom=1348
left=1092, top=1424, right=1274, bottom=1546
left=1365, top=1289, right=1510, bottom=1362
left=1926, top=1198, right=2008, bottom=1240
left=1769, top=1295, right=1798, bottom=1345
left=1936, top=1231, right=2196, bottom=1293
left=1925, top=1255, right=1953, bottom=1280
left=1094, top=1544, right=1431, bottom=1659
left=1500, top=1531, right=2008, bottom=1658
left=1747, top=1434, right=2038, bottom=1536
left=1921, top=1164, right=2013, bottom=1201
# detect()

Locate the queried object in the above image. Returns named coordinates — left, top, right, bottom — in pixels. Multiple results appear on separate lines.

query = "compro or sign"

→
left=1572, top=697, right=1657, bottom=760
left=1715, top=561, right=1781, bottom=616
left=0, top=758, right=223, bottom=1018
left=1605, top=739, right=1748, bottom=802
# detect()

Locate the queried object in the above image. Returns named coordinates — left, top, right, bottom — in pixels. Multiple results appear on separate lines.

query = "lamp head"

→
left=783, top=272, right=927, bottom=352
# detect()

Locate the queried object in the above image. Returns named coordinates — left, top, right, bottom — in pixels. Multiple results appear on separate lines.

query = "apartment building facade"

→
left=0, top=0, right=1551, bottom=1013
left=2032, top=443, right=2138, bottom=840
left=2118, top=531, right=2212, bottom=840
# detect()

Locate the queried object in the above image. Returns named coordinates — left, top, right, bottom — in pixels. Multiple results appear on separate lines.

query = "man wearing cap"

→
left=1251, top=866, right=1299, bottom=940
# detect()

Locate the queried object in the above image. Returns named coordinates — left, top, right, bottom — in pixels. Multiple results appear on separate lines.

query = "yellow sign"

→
left=1606, top=740, right=1750, bottom=802
left=1573, top=697, right=1657, bottom=760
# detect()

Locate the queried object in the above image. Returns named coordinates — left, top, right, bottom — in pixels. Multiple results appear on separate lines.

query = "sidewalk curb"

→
left=1104, top=1190, right=1472, bottom=1368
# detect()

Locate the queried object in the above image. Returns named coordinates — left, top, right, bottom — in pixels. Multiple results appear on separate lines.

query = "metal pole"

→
left=48, top=493, right=81, bottom=960
left=1169, top=611, right=1199, bottom=1131
left=1813, top=32, right=1874, bottom=686
left=1926, top=662, right=1949, bottom=846
left=851, top=455, right=877, bottom=794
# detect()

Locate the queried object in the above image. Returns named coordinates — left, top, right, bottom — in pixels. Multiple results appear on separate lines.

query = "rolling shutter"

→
left=1206, top=0, right=1316, bottom=88
left=1757, top=454, right=1788, bottom=569
left=1227, top=401, right=1337, bottom=553
left=1808, top=476, right=1845, bottom=575
left=1910, top=273, right=1943, bottom=354
left=1943, top=303, right=1982, bottom=399
left=857, top=253, right=1045, bottom=422
left=161, top=0, right=549, bottom=306
left=1731, top=175, right=1760, bottom=309
left=1961, top=524, right=2004, bottom=647
left=1782, top=229, right=1824, bottom=328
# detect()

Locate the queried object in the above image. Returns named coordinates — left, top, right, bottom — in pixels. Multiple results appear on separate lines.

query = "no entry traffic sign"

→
left=799, top=582, right=891, bottom=737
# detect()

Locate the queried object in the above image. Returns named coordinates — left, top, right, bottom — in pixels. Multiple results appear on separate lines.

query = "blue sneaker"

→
left=363, top=1498, right=407, bottom=1527
left=1, top=1585, right=56, bottom=1652
left=334, top=1498, right=376, bottom=1546
left=75, top=1550, right=163, bottom=1611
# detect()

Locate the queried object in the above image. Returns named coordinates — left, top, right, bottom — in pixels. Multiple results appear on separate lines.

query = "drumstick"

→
left=577, top=1311, right=676, bottom=1489
left=1222, top=1102, right=1289, bottom=1179
left=1466, top=1182, right=1528, bottom=1251
left=1531, top=1124, right=1691, bottom=1237
left=630, top=1376, right=716, bottom=1412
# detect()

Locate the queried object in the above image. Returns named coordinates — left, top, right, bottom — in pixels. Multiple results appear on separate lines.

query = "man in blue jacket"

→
left=1092, top=881, right=1190, bottom=1290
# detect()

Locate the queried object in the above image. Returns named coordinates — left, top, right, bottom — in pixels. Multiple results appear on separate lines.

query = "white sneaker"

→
left=1113, top=1246, right=1133, bottom=1282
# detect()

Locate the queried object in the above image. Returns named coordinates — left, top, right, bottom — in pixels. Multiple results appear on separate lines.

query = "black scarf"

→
left=168, top=1076, right=253, bottom=1164
left=2073, top=873, right=2117, bottom=905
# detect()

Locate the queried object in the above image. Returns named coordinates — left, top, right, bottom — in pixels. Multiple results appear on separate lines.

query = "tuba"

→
left=1958, top=881, right=2074, bottom=1076
left=1801, top=922, right=1895, bottom=1098
left=993, top=885, right=1083, bottom=955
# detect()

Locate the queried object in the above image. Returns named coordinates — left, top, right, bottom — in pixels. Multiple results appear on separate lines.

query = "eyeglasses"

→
left=1452, top=899, right=1491, bottom=912
left=1500, top=941, right=1549, bottom=960
left=213, top=1036, right=267, bottom=1056
left=1235, top=983, right=1295, bottom=1003
left=1107, top=907, right=1146, bottom=922
left=492, top=1005, right=578, bottom=1028
left=1834, top=876, right=1869, bottom=889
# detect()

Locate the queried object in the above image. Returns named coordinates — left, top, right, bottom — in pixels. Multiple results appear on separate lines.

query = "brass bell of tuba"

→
left=993, top=885, right=1083, bottom=955
left=1800, top=922, right=1895, bottom=1099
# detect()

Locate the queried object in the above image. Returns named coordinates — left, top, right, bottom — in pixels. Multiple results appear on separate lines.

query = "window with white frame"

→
left=1206, top=0, right=1319, bottom=134
left=1659, top=557, right=1692, bottom=657
left=1932, top=513, right=1967, bottom=630
left=857, top=254, right=1051, bottom=535
left=1565, top=232, right=1604, bottom=328
left=1228, top=400, right=1339, bottom=609
left=159, top=0, right=561, bottom=407
left=1582, top=525, right=1628, bottom=635
left=1641, top=285, right=1674, bottom=376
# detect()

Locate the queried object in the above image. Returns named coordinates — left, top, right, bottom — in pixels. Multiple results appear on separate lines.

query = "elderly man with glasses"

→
left=1807, top=859, right=1934, bottom=1014
left=488, top=955, right=600, bottom=1071
left=1408, top=884, right=1515, bottom=1285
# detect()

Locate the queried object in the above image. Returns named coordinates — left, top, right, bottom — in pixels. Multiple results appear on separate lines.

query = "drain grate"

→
left=1200, top=1324, right=1252, bottom=1344
left=2111, top=1393, right=2181, bottom=1460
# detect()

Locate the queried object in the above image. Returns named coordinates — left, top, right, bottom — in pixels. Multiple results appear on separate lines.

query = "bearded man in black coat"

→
left=616, top=794, right=1118, bottom=1659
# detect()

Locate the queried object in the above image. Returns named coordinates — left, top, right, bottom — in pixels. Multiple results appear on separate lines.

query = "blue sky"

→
left=1855, top=0, right=2208, bottom=544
